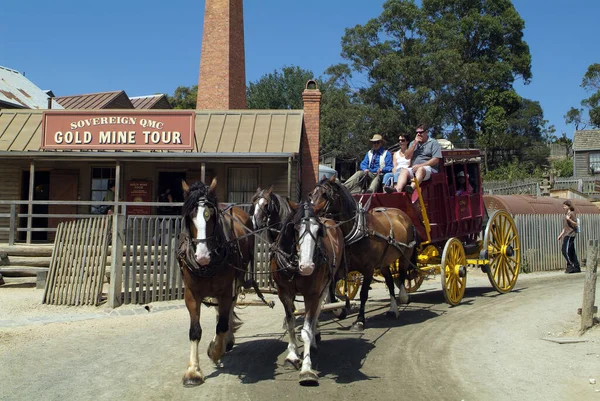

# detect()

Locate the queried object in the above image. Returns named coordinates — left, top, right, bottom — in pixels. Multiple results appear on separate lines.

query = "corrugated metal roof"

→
left=0, top=109, right=303, bottom=154
left=54, top=91, right=134, bottom=109
left=0, top=66, right=63, bottom=110
left=130, top=95, right=172, bottom=109
left=573, top=129, right=600, bottom=151
left=484, top=195, right=600, bottom=215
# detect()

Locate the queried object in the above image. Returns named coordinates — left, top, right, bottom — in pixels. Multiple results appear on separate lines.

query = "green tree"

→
left=167, top=85, right=197, bottom=109
left=581, top=63, right=600, bottom=127
left=564, top=107, right=586, bottom=131
left=246, top=66, right=315, bottom=109
left=335, top=0, right=532, bottom=144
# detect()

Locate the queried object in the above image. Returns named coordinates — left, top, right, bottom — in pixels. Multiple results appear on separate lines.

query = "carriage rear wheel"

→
left=389, top=259, right=424, bottom=293
left=441, top=238, right=467, bottom=306
left=483, top=210, right=520, bottom=293
left=335, top=271, right=362, bottom=300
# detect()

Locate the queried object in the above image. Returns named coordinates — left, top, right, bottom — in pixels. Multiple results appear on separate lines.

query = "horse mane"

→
left=272, top=193, right=293, bottom=222
left=275, top=200, right=313, bottom=253
left=317, top=177, right=357, bottom=217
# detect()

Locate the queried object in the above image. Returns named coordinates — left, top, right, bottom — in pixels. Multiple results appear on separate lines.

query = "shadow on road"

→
left=208, top=338, right=287, bottom=383
left=312, top=337, right=376, bottom=383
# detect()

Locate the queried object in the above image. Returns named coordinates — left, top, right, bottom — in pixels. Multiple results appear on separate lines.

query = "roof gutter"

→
left=0, top=151, right=298, bottom=163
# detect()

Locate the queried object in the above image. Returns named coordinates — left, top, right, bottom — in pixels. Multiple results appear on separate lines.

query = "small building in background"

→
left=573, top=129, right=600, bottom=178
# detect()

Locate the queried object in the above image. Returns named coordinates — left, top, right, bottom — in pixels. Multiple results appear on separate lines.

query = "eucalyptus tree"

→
left=334, top=0, right=532, bottom=144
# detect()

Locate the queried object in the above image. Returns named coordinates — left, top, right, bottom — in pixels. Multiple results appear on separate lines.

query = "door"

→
left=49, top=170, right=79, bottom=240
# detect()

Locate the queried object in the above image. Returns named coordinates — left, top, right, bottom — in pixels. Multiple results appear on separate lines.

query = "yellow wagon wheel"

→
left=441, top=238, right=467, bottom=306
left=483, top=210, right=520, bottom=293
left=390, top=259, right=424, bottom=293
left=335, top=271, right=362, bottom=300
left=403, top=269, right=425, bottom=293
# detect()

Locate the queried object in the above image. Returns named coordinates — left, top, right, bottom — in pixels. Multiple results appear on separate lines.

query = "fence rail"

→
left=483, top=177, right=599, bottom=196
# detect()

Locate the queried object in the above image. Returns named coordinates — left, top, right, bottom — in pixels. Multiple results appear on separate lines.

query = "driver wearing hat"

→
left=343, top=134, right=393, bottom=194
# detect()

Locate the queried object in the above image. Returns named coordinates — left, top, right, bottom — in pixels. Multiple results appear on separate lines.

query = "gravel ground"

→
left=0, top=269, right=599, bottom=401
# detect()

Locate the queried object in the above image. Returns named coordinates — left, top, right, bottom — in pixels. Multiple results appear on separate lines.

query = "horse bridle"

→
left=274, top=203, right=327, bottom=274
left=181, top=197, right=232, bottom=273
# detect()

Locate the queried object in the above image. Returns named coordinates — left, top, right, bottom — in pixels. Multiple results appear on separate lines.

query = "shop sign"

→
left=41, top=111, right=194, bottom=150
left=126, top=180, right=152, bottom=215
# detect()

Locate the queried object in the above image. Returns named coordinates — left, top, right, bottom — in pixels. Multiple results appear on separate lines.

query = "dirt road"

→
left=1, top=270, right=598, bottom=401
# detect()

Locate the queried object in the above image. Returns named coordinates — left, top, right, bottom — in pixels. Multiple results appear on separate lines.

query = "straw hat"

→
left=369, top=134, right=384, bottom=142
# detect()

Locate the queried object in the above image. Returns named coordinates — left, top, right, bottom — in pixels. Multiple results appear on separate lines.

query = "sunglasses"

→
left=399, top=138, right=407, bottom=142
left=416, top=130, right=424, bottom=134
left=372, top=141, right=382, bottom=144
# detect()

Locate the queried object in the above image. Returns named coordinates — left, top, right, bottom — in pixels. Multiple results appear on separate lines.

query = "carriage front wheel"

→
left=441, top=238, right=467, bottom=306
left=482, top=210, right=520, bottom=293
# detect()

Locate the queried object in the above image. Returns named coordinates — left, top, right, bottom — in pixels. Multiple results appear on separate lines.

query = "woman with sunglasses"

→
left=383, top=134, right=411, bottom=192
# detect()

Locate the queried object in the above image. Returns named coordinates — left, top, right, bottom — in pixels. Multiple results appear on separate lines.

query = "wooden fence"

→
left=43, top=216, right=111, bottom=306
left=484, top=177, right=599, bottom=196
left=116, top=214, right=275, bottom=306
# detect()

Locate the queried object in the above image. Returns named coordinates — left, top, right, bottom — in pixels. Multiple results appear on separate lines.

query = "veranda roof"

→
left=0, top=109, right=303, bottom=157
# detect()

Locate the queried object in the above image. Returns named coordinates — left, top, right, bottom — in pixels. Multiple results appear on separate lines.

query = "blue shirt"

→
left=359, top=147, right=393, bottom=174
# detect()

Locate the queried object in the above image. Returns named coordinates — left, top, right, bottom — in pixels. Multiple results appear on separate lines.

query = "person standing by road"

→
left=557, top=200, right=581, bottom=274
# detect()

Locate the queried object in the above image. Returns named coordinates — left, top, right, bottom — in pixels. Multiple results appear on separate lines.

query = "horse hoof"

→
left=285, top=358, right=301, bottom=370
left=315, top=332, right=322, bottom=344
left=226, top=341, right=234, bottom=353
left=182, top=374, right=205, bottom=387
left=299, top=370, right=319, bottom=386
left=385, top=311, right=398, bottom=319
left=350, top=321, right=364, bottom=332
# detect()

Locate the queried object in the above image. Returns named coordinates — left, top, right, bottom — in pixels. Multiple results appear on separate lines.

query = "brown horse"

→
left=271, top=200, right=345, bottom=385
left=176, top=178, right=254, bottom=386
left=309, top=176, right=417, bottom=331
left=250, top=187, right=293, bottom=243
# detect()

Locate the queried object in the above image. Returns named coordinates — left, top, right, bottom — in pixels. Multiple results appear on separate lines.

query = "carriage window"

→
left=227, top=167, right=259, bottom=204
left=91, top=167, right=116, bottom=213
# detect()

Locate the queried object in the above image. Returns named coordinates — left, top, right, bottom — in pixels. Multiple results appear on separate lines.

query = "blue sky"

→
left=2, top=0, right=598, bottom=138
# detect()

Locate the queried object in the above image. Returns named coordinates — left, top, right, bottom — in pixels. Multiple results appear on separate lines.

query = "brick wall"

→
left=301, top=84, right=321, bottom=198
left=196, top=0, right=246, bottom=110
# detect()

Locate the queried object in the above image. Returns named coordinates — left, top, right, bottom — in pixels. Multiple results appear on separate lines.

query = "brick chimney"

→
left=196, top=0, right=246, bottom=110
left=301, top=80, right=321, bottom=198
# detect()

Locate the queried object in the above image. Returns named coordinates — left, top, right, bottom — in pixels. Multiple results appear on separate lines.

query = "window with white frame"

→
left=590, top=153, right=600, bottom=174
left=91, top=167, right=116, bottom=213
left=227, top=167, right=258, bottom=204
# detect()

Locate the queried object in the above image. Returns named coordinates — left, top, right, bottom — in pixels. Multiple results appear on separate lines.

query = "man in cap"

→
left=343, top=134, right=393, bottom=194
left=392, top=124, right=442, bottom=194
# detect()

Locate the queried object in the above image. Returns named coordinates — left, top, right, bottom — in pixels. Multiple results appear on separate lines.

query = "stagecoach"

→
left=337, top=148, right=520, bottom=306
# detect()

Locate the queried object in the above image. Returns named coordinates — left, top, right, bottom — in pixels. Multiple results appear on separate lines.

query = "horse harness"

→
left=271, top=203, right=337, bottom=283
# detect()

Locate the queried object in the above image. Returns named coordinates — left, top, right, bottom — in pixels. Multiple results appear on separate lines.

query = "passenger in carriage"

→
left=343, top=134, right=393, bottom=194
left=455, top=171, right=473, bottom=195
left=391, top=124, right=442, bottom=194
left=383, top=133, right=411, bottom=193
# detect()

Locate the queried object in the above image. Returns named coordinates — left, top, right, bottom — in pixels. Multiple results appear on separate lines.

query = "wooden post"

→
left=108, top=211, right=125, bottom=308
left=108, top=161, right=123, bottom=308
left=581, top=239, right=598, bottom=333
left=288, top=156, right=292, bottom=199
left=9, top=203, right=17, bottom=246
left=26, top=161, right=35, bottom=244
